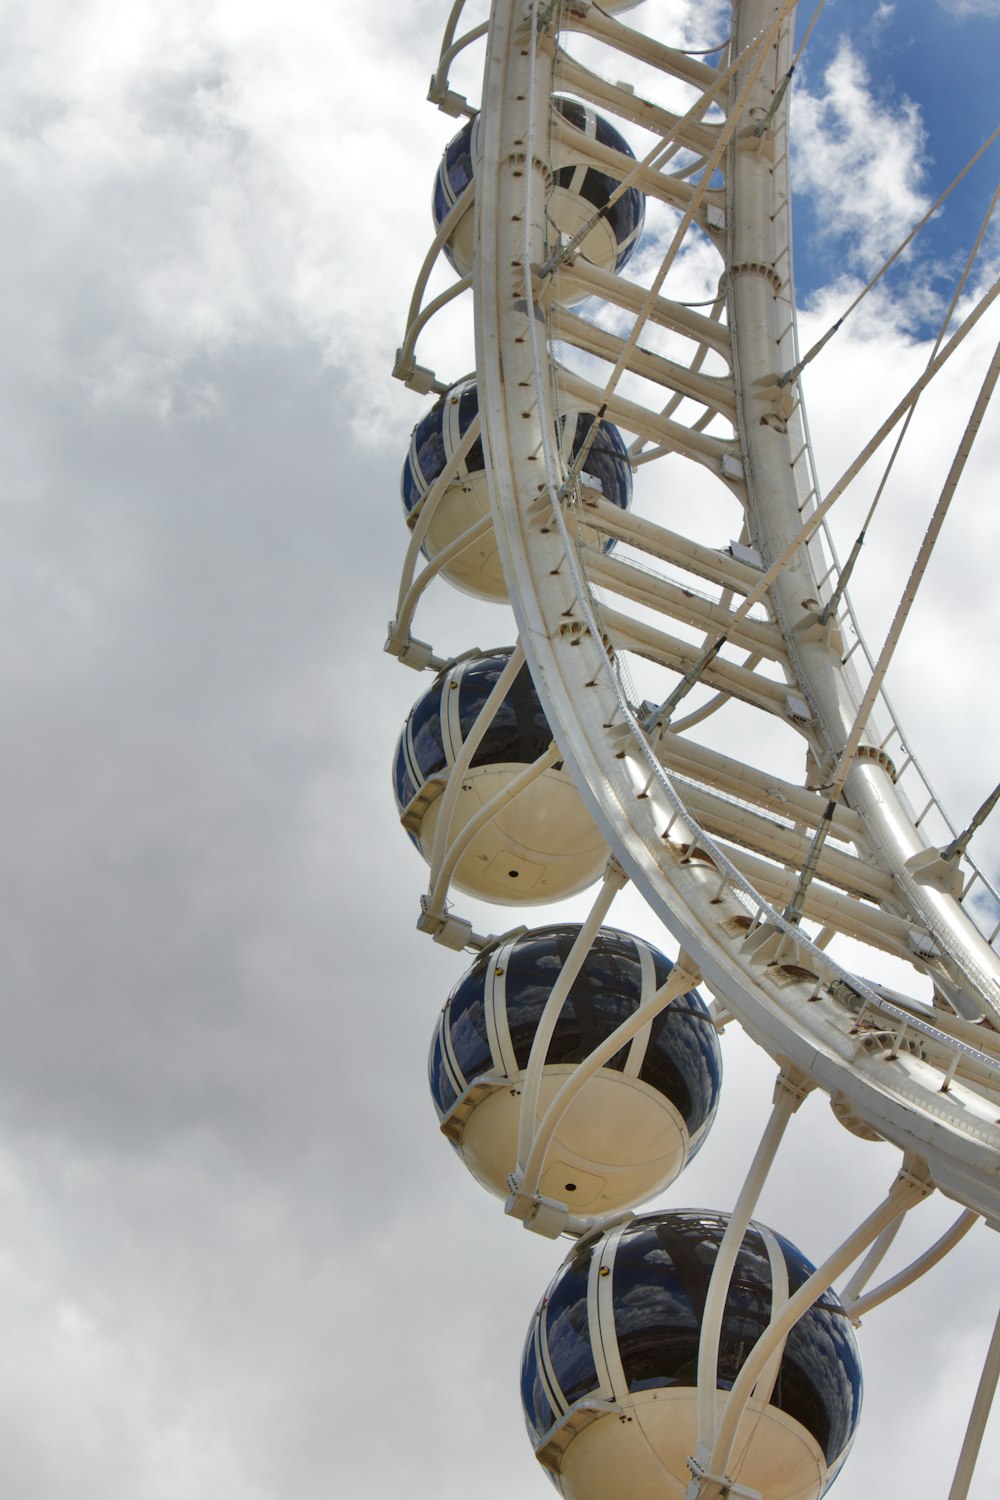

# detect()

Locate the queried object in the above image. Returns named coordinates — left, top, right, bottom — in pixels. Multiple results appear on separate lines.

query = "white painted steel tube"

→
left=514, top=860, right=628, bottom=1176
left=695, top=1074, right=805, bottom=1456
left=426, top=742, right=559, bottom=913
left=427, top=641, right=525, bottom=882
left=838, top=1213, right=904, bottom=1309
left=947, top=1294, right=1000, bottom=1500
left=394, top=415, right=485, bottom=618
left=848, top=1210, right=979, bottom=1321
left=518, top=954, right=697, bottom=1195
left=704, top=1168, right=932, bottom=1493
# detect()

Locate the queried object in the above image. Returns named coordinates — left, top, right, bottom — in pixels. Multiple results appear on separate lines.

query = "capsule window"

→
left=408, top=686, right=448, bottom=784
left=540, top=1254, right=599, bottom=1413
left=392, top=734, right=416, bottom=812
left=445, top=955, right=496, bottom=1084
left=781, top=1300, right=862, bottom=1464
left=428, top=1025, right=460, bottom=1120
left=403, top=408, right=449, bottom=513
left=612, top=1225, right=701, bottom=1393
left=500, top=928, right=639, bottom=1071
left=401, top=385, right=486, bottom=516
left=520, top=1322, right=558, bottom=1443
left=640, top=987, right=723, bottom=1137
left=457, top=659, right=551, bottom=769
left=569, top=413, right=632, bottom=512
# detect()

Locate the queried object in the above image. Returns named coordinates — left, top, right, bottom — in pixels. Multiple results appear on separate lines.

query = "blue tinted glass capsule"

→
left=392, top=653, right=607, bottom=906
left=428, top=924, right=722, bottom=1215
left=550, top=97, right=645, bottom=274
left=400, top=380, right=632, bottom=602
left=432, top=99, right=646, bottom=284
left=522, top=1210, right=862, bottom=1500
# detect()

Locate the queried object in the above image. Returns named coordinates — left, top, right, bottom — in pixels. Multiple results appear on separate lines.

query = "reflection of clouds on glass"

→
left=520, top=1327, right=557, bottom=1441
left=521, top=1212, right=862, bottom=1467
left=646, top=1006, right=717, bottom=1126
left=525, top=1254, right=600, bottom=1416
left=615, top=1280, right=691, bottom=1335
left=761, top=1228, right=862, bottom=1463
left=461, top=928, right=724, bottom=1136
left=447, top=989, right=493, bottom=1080
left=503, top=929, right=646, bottom=1070
left=611, top=1214, right=863, bottom=1461
left=546, top=1296, right=598, bottom=1407
left=641, top=994, right=722, bottom=1134
left=782, top=1306, right=862, bottom=1464
left=427, top=1026, right=457, bottom=1118
left=615, top=1280, right=699, bottom=1392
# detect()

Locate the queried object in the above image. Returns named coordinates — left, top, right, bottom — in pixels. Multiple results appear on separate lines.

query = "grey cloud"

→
left=0, top=3, right=995, bottom=1499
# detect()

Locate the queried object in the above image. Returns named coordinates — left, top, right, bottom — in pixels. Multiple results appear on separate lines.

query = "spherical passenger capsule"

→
left=402, top=379, right=633, bottom=601
left=392, top=652, right=607, bottom=905
left=433, top=99, right=646, bottom=282
left=429, top=925, right=722, bottom=1215
left=522, top=1210, right=863, bottom=1500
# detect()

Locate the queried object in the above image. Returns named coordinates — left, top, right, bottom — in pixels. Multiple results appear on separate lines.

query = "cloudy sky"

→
left=0, top=0, right=998, bottom=1497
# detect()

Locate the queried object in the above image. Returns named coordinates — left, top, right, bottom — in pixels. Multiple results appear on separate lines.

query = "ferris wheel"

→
left=385, top=3, right=1000, bottom=1496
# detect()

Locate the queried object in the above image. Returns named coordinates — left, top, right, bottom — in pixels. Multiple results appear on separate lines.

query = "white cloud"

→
left=792, top=39, right=930, bottom=276
left=0, top=3, right=997, bottom=1500
left=938, top=0, right=1000, bottom=14
left=0, top=0, right=472, bottom=439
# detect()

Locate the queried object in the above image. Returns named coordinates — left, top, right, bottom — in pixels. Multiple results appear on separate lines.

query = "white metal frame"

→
left=470, top=0, right=1000, bottom=1220
left=386, top=1, right=1000, bottom=1495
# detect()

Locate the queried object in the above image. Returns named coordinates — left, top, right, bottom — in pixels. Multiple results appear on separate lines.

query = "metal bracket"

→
left=728, top=538, right=761, bottom=567
left=506, top=1180, right=634, bottom=1240
left=392, top=349, right=446, bottom=394
left=416, top=898, right=477, bottom=951
left=897, top=1154, right=935, bottom=1200
left=505, top=1189, right=573, bottom=1238
left=686, top=1453, right=762, bottom=1500
left=906, top=846, right=965, bottom=899
left=384, top=626, right=448, bottom=673
left=773, top=1063, right=814, bottom=1111
left=427, top=77, right=474, bottom=118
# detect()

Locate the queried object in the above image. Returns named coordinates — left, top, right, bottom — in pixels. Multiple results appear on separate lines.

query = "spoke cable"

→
left=750, top=0, right=826, bottom=142
left=821, top=175, right=1000, bottom=627
left=784, top=334, right=1000, bottom=922
left=540, top=0, right=796, bottom=299
left=943, top=780, right=1000, bottom=866
left=643, top=273, right=1000, bottom=732
left=574, top=0, right=798, bottom=408
left=547, top=2, right=796, bottom=681
left=780, top=122, right=1000, bottom=388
